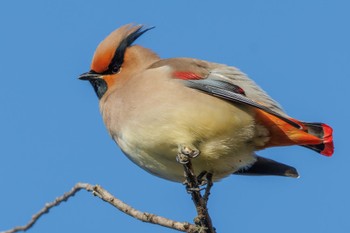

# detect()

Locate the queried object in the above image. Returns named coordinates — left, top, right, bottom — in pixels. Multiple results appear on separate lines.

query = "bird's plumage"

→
left=79, top=24, right=334, bottom=182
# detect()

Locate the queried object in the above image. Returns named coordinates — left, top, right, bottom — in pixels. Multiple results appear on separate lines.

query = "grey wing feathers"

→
left=207, top=66, right=287, bottom=117
left=185, top=78, right=301, bottom=129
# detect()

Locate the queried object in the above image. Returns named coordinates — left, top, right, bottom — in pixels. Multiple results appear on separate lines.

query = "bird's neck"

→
left=124, top=45, right=160, bottom=71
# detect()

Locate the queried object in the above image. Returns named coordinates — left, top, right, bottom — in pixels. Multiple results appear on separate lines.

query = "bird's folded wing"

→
left=184, top=78, right=302, bottom=129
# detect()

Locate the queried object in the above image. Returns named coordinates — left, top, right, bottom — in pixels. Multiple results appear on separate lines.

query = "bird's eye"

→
left=112, top=65, right=121, bottom=74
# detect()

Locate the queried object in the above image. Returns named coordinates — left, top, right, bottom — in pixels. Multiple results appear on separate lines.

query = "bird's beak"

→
left=78, top=71, right=101, bottom=81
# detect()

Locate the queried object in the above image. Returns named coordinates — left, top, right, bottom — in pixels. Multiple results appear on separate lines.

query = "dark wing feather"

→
left=184, top=79, right=302, bottom=129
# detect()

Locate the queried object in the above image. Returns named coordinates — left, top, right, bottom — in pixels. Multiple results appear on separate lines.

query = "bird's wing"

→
left=184, top=78, right=301, bottom=129
left=205, top=65, right=285, bottom=116
left=155, top=58, right=302, bottom=129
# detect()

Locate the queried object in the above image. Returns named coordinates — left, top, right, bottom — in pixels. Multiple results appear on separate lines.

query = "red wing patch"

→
left=173, top=71, right=203, bottom=80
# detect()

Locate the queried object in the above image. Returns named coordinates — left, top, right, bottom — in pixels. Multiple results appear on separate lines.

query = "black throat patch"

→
left=89, top=78, right=107, bottom=99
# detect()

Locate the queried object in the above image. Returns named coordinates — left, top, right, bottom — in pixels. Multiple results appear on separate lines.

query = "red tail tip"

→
left=321, top=124, right=334, bottom=156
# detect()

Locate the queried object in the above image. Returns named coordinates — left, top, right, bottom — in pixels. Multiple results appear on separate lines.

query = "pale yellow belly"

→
left=113, top=93, right=266, bottom=182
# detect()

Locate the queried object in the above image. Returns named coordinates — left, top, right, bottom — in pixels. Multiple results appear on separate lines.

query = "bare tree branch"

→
left=1, top=183, right=90, bottom=233
left=0, top=182, right=197, bottom=233
left=91, top=184, right=197, bottom=232
left=2, top=153, right=216, bottom=233
left=182, top=161, right=216, bottom=233
left=203, top=173, right=213, bottom=204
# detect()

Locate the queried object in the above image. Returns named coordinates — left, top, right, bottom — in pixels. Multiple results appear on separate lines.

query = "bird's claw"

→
left=176, top=144, right=200, bottom=164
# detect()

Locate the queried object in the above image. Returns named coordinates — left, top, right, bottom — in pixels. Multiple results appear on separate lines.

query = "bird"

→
left=79, top=24, right=334, bottom=182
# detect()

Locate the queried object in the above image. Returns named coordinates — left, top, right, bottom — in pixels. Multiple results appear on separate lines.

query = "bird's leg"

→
left=176, top=144, right=200, bottom=164
left=177, top=144, right=201, bottom=191
left=177, top=145, right=210, bottom=190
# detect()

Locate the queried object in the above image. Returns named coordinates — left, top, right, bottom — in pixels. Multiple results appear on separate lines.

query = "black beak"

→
left=79, top=70, right=107, bottom=99
left=78, top=71, right=101, bottom=80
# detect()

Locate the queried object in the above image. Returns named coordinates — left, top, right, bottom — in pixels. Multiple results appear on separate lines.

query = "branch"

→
left=1, top=182, right=197, bottom=233
left=91, top=184, right=196, bottom=232
left=0, top=183, right=89, bottom=233
left=182, top=161, right=216, bottom=233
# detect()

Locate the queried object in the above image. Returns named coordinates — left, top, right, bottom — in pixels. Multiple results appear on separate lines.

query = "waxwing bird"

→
left=79, top=24, right=334, bottom=182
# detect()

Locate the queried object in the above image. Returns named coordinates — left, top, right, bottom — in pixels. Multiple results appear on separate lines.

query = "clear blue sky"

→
left=0, top=1, right=348, bottom=232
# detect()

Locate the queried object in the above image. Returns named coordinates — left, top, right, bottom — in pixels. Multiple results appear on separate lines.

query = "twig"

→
left=91, top=185, right=196, bottom=232
left=1, top=182, right=197, bottom=233
left=0, top=183, right=91, bottom=233
left=182, top=161, right=216, bottom=233
left=203, top=173, right=213, bottom=204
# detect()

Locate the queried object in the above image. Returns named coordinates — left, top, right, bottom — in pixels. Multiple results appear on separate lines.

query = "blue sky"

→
left=0, top=0, right=349, bottom=232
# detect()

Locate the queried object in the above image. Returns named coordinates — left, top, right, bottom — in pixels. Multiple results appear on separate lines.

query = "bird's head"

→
left=79, top=24, right=159, bottom=99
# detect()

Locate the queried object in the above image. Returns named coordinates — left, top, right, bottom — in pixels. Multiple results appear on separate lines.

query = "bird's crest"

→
left=91, top=24, right=154, bottom=74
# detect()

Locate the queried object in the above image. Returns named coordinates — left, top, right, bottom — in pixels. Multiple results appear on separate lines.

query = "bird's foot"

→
left=176, top=144, right=200, bottom=164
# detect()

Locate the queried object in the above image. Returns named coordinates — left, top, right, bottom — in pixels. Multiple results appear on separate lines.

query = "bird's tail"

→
left=299, top=122, right=333, bottom=156
left=255, top=110, right=334, bottom=156
left=234, top=155, right=299, bottom=178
